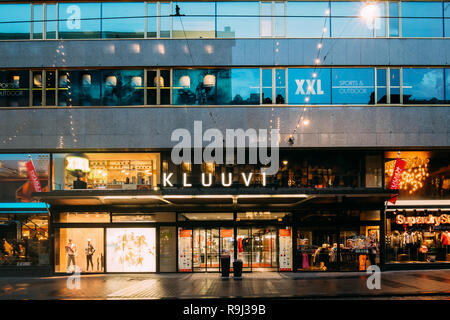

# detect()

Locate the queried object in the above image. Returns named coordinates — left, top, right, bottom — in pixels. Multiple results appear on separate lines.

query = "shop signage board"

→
left=179, top=229, right=192, bottom=272
left=396, top=214, right=449, bottom=226
left=279, top=228, right=292, bottom=271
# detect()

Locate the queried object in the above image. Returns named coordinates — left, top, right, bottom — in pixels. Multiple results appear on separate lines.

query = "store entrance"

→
left=237, top=227, right=278, bottom=271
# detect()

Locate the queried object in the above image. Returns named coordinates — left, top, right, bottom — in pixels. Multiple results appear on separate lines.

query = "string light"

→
left=385, top=157, right=430, bottom=194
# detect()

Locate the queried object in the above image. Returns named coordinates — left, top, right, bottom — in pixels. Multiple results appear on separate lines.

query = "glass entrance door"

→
left=252, top=227, right=278, bottom=270
left=193, top=228, right=220, bottom=272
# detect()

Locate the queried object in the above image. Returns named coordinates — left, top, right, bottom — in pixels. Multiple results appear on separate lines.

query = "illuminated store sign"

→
left=395, top=214, right=450, bottom=227
left=66, top=156, right=90, bottom=172
left=163, top=172, right=267, bottom=187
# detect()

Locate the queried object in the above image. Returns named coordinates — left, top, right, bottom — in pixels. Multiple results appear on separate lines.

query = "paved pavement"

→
left=0, top=270, right=449, bottom=300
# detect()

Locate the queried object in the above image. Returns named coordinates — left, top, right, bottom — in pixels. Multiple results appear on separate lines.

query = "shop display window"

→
left=0, top=214, right=49, bottom=266
left=296, top=228, right=338, bottom=272
left=386, top=210, right=450, bottom=264
left=339, top=227, right=380, bottom=271
left=54, top=228, right=104, bottom=272
left=0, top=154, right=49, bottom=202
left=385, top=151, right=450, bottom=200
left=53, top=152, right=160, bottom=190
left=106, top=228, right=156, bottom=272
left=160, top=226, right=176, bottom=272
left=0, top=70, right=30, bottom=107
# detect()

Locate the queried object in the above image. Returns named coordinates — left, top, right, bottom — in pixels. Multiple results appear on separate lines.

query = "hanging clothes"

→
left=302, top=253, right=309, bottom=269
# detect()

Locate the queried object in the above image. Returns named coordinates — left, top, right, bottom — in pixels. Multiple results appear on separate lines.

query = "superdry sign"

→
left=25, top=159, right=42, bottom=192
left=396, top=214, right=450, bottom=227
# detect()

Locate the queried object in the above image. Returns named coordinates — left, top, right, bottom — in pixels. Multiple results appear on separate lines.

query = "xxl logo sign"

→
left=294, top=79, right=324, bottom=95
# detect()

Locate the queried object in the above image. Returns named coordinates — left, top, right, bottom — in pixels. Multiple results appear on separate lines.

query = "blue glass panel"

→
left=172, top=2, right=215, bottom=38
left=217, top=2, right=259, bottom=38
left=33, top=5, right=44, bottom=40
left=287, top=2, right=330, bottom=37
left=0, top=70, right=29, bottom=107
left=0, top=4, right=31, bottom=40
left=332, top=68, right=375, bottom=104
left=376, top=69, right=387, bottom=103
left=102, top=2, right=145, bottom=38
left=58, top=3, right=101, bottom=39
left=389, top=2, right=399, bottom=37
left=160, top=2, right=172, bottom=38
left=58, top=70, right=102, bottom=106
left=446, top=69, right=450, bottom=103
left=288, top=68, right=331, bottom=104
left=46, top=4, right=57, bottom=39
left=446, top=2, right=450, bottom=37
left=173, top=69, right=219, bottom=105
left=101, top=70, right=144, bottom=106
left=403, top=68, right=444, bottom=104
left=402, top=2, right=443, bottom=17
left=402, top=18, right=443, bottom=37
left=147, top=2, right=157, bottom=38
left=217, top=68, right=260, bottom=105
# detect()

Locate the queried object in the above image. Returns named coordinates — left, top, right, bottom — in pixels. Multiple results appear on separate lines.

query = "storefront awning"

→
left=0, top=202, right=49, bottom=214
left=33, top=188, right=393, bottom=212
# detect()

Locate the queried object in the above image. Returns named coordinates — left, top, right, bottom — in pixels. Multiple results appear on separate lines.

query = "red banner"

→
left=388, top=158, right=406, bottom=204
left=25, top=160, right=42, bottom=192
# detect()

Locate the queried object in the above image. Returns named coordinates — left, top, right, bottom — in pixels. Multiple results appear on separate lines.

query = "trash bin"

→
left=221, top=254, right=231, bottom=278
left=233, top=259, right=243, bottom=279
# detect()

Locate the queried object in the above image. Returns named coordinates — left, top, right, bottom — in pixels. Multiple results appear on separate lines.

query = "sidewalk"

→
left=0, top=269, right=449, bottom=300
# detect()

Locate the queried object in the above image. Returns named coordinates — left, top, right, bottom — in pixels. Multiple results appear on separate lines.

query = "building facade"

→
left=0, top=0, right=449, bottom=275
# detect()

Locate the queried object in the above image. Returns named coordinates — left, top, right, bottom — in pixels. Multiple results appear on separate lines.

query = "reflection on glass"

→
left=388, top=2, right=399, bottom=37
left=160, top=2, right=172, bottom=38
left=102, top=2, right=145, bottom=38
left=262, top=69, right=272, bottom=104
left=0, top=70, right=30, bottom=107
left=331, top=2, right=384, bottom=37
left=376, top=68, right=387, bottom=103
left=146, top=70, right=157, bottom=105
left=331, top=68, right=375, bottom=104
left=217, top=2, right=259, bottom=38
left=389, top=68, right=400, bottom=103
left=446, top=69, right=450, bottom=103
left=173, top=69, right=218, bottom=105
left=275, top=69, right=286, bottom=104
left=172, top=2, right=215, bottom=38
left=287, top=2, right=330, bottom=37
left=54, top=228, right=104, bottom=273
left=147, top=2, right=157, bottom=38
left=160, top=226, right=177, bottom=272
left=33, top=4, right=44, bottom=40
left=403, top=68, right=444, bottom=104
left=32, top=71, right=43, bottom=106
left=46, top=71, right=56, bottom=106
left=0, top=4, right=31, bottom=40
left=46, top=4, right=57, bottom=39
left=445, top=3, right=450, bottom=37
left=251, top=227, right=277, bottom=269
left=58, top=70, right=102, bottom=106
left=58, top=3, right=101, bottom=39
left=160, top=69, right=171, bottom=104
left=261, top=2, right=272, bottom=37
left=217, top=68, right=260, bottom=105
left=102, top=69, right=144, bottom=105
left=401, top=2, right=443, bottom=37
left=0, top=154, right=49, bottom=202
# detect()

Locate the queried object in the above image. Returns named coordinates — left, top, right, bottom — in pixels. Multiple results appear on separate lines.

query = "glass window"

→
left=288, top=68, right=331, bottom=104
left=173, top=69, right=219, bottom=105
left=296, top=227, right=338, bottom=271
left=262, top=69, right=272, bottom=104
left=102, top=69, right=144, bottom=106
left=331, top=68, right=375, bottom=104
left=54, top=228, right=104, bottom=272
left=106, top=228, right=156, bottom=272
left=274, top=2, right=285, bottom=37
left=340, top=227, right=380, bottom=271
left=217, top=2, right=259, bottom=38
left=178, top=228, right=192, bottom=271
left=147, top=2, right=157, bottom=38
left=331, top=2, right=385, bottom=37
left=260, top=2, right=272, bottom=37
left=178, top=213, right=233, bottom=221
left=0, top=214, right=49, bottom=266
left=446, top=69, right=450, bottom=103
left=55, top=212, right=110, bottom=223
left=160, top=226, right=177, bottom=272
left=401, top=2, right=443, bottom=37
left=33, top=4, right=44, bottom=40
left=388, top=2, right=399, bottom=37
left=146, top=70, right=157, bottom=105
left=102, top=2, right=145, bottom=38
left=46, top=4, right=57, bottom=39
left=389, top=68, right=401, bottom=103
left=376, top=68, right=387, bottom=103
left=46, top=71, right=56, bottom=106
left=236, top=212, right=288, bottom=221
left=216, top=68, right=260, bottom=105
left=172, top=2, right=215, bottom=38
left=0, top=70, right=30, bottom=107
left=365, top=155, right=382, bottom=187
left=160, top=2, right=172, bottom=38
left=386, top=210, right=450, bottom=264
left=445, top=2, right=450, bottom=37
left=0, top=4, right=31, bottom=40
left=403, top=68, right=444, bottom=104
left=32, top=71, right=43, bottom=106
left=275, top=69, right=286, bottom=104
left=58, top=3, right=101, bottom=39
left=0, top=154, right=49, bottom=202
left=385, top=150, right=450, bottom=200
left=287, top=2, right=330, bottom=38
left=58, top=70, right=102, bottom=106
left=160, top=69, right=171, bottom=104
left=112, top=212, right=175, bottom=222
left=53, top=152, right=160, bottom=190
